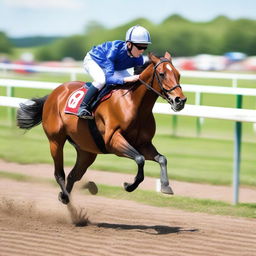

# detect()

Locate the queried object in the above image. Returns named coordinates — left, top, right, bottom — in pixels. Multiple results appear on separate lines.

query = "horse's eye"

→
left=159, top=72, right=165, bottom=78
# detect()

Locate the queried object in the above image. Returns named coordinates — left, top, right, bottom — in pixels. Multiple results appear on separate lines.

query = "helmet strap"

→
left=127, top=42, right=135, bottom=57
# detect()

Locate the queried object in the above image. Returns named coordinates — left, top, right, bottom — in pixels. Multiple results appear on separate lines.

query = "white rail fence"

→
left=2, top=62, right=256, bottom=134
left=1, top=62, right=256, bottom=83
left=1, top=76, right=256, bottom=205
left=0, top=63, right=80, bottom=81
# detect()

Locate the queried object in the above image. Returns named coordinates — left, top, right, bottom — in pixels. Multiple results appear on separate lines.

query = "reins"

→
left=139, top=58, right=181, bottom=103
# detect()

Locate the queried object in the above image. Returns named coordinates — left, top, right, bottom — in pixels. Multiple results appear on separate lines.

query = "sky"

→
left=1, top=0, right=256, bottom=37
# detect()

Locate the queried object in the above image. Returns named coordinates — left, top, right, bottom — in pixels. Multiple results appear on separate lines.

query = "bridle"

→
left=139, top=58, right=181, bottom=104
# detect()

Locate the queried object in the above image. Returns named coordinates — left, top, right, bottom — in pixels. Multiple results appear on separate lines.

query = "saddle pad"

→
left=64, top=84, right=113, bottom=115
left=64, top=87, right=87, bottom=115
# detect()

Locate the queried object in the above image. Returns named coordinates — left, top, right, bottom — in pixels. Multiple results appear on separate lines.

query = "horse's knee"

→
left=123, top=154, right=145, bottom=193
left=67, top=173, right=81, bottom=183
left=135, top=155, right=145, bottom=167
left=158, top=155, right=167, bottom=165
left=135, top=155, right=145, bottom=182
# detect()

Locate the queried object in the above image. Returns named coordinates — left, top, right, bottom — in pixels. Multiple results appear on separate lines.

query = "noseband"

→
left=139, top=58, right=181, bottom=103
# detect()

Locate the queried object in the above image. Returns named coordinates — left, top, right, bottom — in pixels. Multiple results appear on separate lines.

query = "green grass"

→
left=95, top=184, right=256, bottom=219
left=0, top=171, right=31, bottom=182
left=1, top=170, right=255, bottom=218
left=0, top=170, right=56, bottom=186
left=0, top=123, right=255, bottom=187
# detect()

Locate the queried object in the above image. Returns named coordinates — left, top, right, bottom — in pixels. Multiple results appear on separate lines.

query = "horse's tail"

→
left=17, top=95, right=48, bottom=129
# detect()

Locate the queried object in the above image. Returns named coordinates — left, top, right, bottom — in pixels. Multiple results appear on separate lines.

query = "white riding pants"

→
left=83, top=53, right=131, bottom=90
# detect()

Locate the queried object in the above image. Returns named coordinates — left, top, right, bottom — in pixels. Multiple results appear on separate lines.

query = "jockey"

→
left=78, top=25, right=151, bottom=119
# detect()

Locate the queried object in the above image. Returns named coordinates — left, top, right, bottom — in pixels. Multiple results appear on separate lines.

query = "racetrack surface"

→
left=1, top=174, right=256, bottom=255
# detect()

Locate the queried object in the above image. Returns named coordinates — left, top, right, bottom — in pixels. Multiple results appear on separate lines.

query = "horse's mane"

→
left=134, top=60, right=152, bottom=75
left=123, top=60, right=153, bottom=90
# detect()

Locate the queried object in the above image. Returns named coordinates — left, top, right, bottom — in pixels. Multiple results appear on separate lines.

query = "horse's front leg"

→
left=138, top=143, right=173, bottom=195
left=124, top=154, right=145, bottom=192
left=154, top=154, right=173, bottom=194
left=107, top=132, right=145, bottom=192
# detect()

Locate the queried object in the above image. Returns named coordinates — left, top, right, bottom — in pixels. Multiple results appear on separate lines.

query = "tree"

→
left=55, top=35, right=86, bottom=60
left=0, top=32, right=12, bottom=53
left=36, top=36, right=86, bottom=61
left=223, top=19, right=256, bottom=55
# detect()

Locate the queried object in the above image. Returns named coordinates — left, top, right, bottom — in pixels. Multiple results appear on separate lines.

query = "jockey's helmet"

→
left=125, top=25, right=151, bottom=44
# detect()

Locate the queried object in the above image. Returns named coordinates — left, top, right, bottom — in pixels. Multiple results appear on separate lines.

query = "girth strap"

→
left=88, top=119, right=108, bottom=154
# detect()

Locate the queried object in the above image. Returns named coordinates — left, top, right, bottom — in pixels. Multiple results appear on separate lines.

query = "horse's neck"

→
left=131, top=70, right=159, bottom=113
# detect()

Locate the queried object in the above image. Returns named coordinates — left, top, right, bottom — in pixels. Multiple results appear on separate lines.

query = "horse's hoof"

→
left=83, top=181, right=98, bottom=195
left=123, top=182, right=134, bottom=192
left=58, top=192, right=70, bottom=204
left=161, top=185, right=174, bottom=195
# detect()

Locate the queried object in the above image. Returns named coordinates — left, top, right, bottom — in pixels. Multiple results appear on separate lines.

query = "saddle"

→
left=64, top=82, right=114, bottom=115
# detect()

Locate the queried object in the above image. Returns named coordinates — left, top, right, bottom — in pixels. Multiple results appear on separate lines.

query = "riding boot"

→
left=77, top=85, right=99, bottom=119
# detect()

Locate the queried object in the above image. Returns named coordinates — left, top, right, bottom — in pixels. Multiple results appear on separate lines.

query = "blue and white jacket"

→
left=89, top=40, right=144, bottom=85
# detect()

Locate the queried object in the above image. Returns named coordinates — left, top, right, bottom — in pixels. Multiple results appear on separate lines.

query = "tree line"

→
left=1, top=15, right=256, bottom=61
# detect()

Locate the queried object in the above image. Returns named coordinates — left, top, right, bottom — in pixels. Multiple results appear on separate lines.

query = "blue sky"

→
left=1, top=0, right=256, bottom=37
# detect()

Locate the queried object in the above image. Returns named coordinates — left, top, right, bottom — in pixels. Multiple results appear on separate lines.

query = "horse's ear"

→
left=164, top=52, right=172, bottom=61
left=148, top=52, right=159, bottom=64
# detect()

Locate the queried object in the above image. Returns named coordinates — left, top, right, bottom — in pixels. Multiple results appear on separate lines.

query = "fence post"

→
left=233, top=94, right=243, bottom=205
left=195, top=91, right=203, bottom=136
left=172, top=116, right=178, bottom=136
left=6, top=86, right=15, bottom=125
left=70, top=72, right=77, bottom=81
left=232, top=77, right=238, bottom=88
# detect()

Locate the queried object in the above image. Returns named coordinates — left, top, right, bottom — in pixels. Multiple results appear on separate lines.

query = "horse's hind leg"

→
left=66, top=148, right=97, bottom=195
left=108, top=132, right=145, bottom=192
left=49, top=136, right=70, bottom=204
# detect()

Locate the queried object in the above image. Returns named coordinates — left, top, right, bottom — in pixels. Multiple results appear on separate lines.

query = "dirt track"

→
left=1, top=162, right=256, bottom=256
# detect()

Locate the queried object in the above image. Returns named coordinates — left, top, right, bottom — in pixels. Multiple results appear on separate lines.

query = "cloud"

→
left=3, top=0, right=85, bottom=9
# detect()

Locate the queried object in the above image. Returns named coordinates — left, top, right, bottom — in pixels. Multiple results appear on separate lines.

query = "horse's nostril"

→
left=175, top=97, right=181, bottom=103
left=174, top=97, right=187, bottom=106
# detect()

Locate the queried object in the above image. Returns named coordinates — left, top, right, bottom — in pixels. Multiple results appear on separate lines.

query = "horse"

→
left=17, top=52, right=187, bottom=205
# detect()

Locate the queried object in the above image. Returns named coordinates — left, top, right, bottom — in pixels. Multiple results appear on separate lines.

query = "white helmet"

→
left=125, top=25, right=151, bottom=44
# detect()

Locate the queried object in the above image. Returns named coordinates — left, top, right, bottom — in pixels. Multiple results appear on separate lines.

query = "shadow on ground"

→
left=96, top=222, right=199, bottom=235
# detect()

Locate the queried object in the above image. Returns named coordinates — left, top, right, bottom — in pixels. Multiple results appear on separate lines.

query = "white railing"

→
left=1, top=78, right=256, bottom=94
left=182, top=70, right=256, bottom=80
left=0, top=63, right=81, bottom=74
left=2, top=95, right=256, bottom=123
left=1, top=78, right=256, bottom=96
left=182, top=84, right=256, bottom=96
left=153, top=103, right=256, bottom=122
left=1, top=78, right=256, bottom=124
left=1, top=62, right=256, bottom=82
left=0, top=78, right=59, bottom=90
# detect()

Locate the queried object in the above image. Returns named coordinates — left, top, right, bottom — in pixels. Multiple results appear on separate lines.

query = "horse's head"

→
left=147, top=52, right=187, bottom=112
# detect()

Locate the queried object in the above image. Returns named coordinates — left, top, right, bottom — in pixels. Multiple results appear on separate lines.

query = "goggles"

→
left=134, top=44, right=148, bottom=50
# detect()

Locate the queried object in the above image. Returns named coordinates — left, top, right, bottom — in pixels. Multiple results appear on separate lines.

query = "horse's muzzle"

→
left=171, top=96, right=187, bottom=112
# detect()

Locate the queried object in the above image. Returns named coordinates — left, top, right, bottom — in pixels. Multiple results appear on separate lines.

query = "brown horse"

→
left=17, top=52, right=187, bottom=204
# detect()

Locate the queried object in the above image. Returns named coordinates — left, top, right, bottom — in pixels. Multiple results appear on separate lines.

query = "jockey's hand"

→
left=124, top=75, right=140, bottom=83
